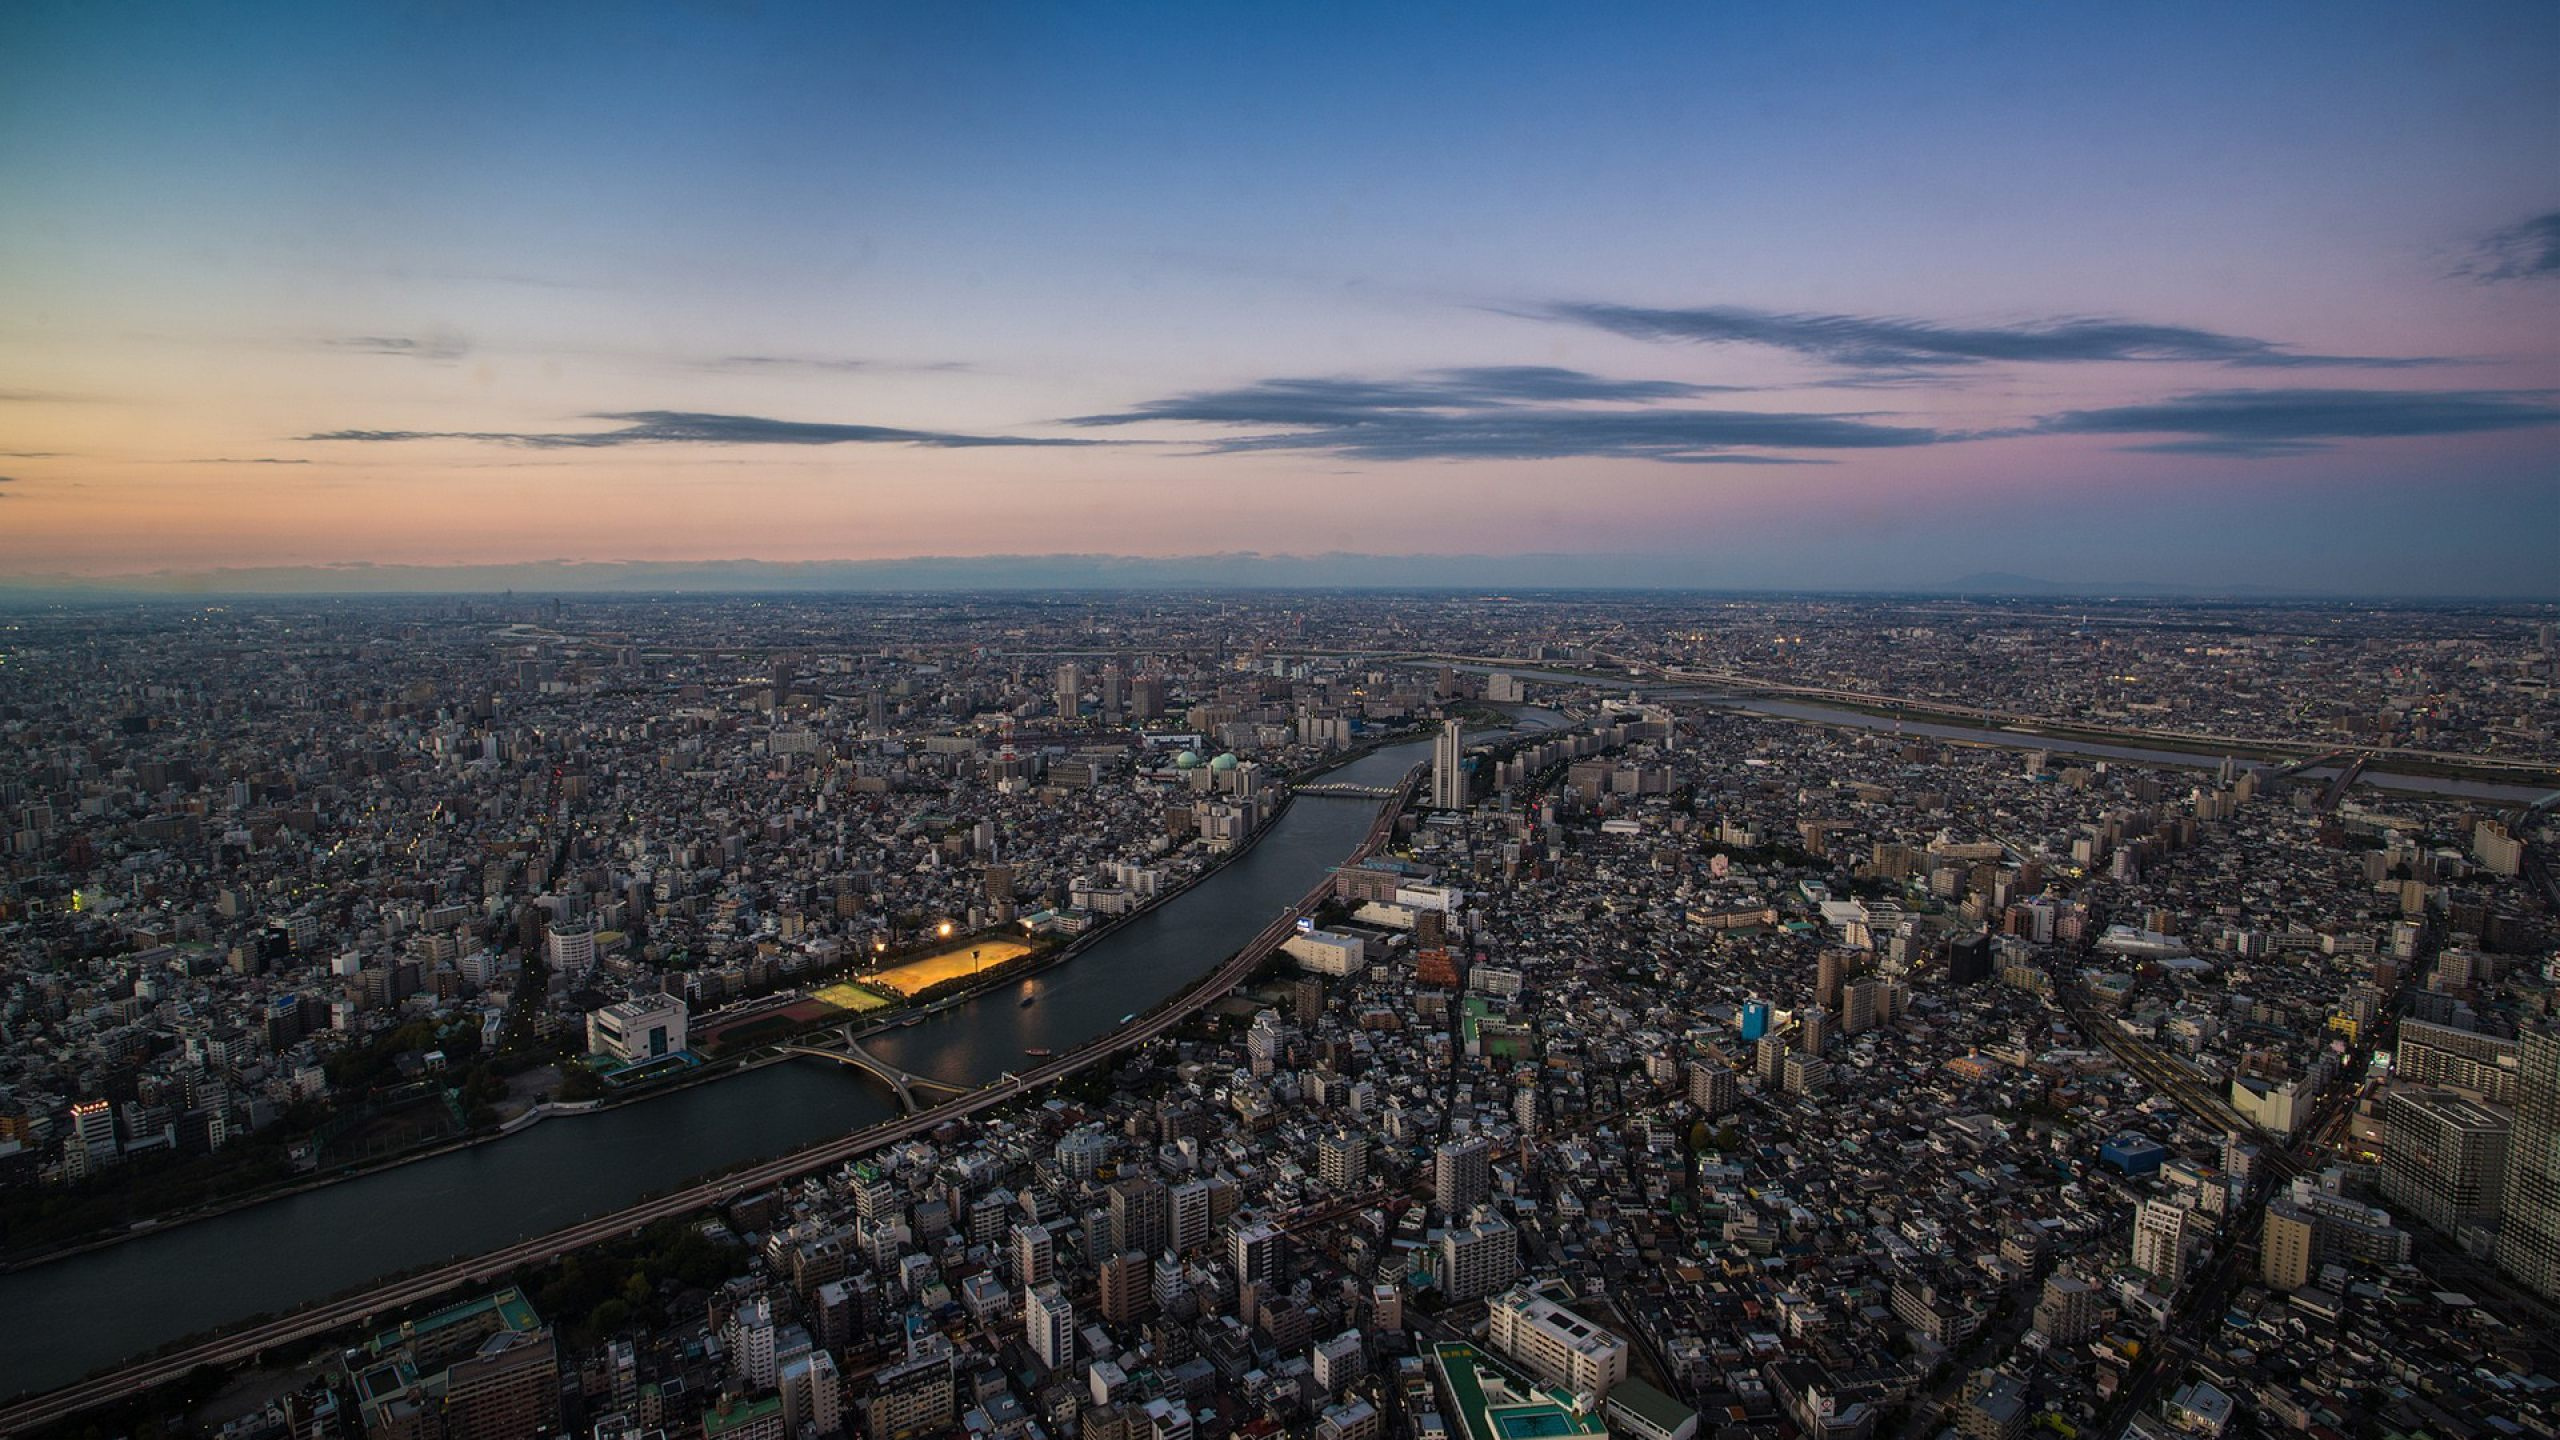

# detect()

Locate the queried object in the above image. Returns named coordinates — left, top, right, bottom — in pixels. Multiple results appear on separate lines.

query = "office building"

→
left=1432, top=720, right=1467, bottom=810
left=2495, top=1028, right=2560, bottom=1299
left=587, top=993, right=688, bottom=1065
left=1487, top=1285, right=1629, bottom=1401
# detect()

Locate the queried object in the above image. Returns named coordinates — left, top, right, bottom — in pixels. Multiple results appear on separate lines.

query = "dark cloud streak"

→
left=1069, top=366, right=1927, bottom=463
left=2455, top=210, right=2560, bottom=283
left=1540, top=302, right=2435, bottom=371
left=323, top=333, right=471, bottom=362
left=302, top=410, right=1106, bottom=450
left=2035, top=387, right=2560, bottom=456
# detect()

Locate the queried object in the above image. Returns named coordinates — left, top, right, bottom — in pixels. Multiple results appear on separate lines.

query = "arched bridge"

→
left=777, top=1026, right=973, bottom=1114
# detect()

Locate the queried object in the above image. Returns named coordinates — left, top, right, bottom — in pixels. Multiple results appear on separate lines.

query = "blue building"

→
left=1740, top=1001, right=1770, bottom=1043
left=2100, top=1133, right=2168, bottom=1176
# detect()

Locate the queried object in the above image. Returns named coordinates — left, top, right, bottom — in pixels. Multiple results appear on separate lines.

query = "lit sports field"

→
left=810, top=980, right=899, bottom=1013
left=869, top=937, right=1038, bottom=995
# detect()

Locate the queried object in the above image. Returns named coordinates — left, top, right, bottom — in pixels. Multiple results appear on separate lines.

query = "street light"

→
left=938, top=920, right=953, bottom=939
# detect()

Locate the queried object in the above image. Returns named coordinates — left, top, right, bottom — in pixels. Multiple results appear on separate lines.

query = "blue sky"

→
left=1, top=2, right=2554, bottom=591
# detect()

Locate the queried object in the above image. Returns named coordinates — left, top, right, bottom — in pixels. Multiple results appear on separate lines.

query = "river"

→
left=0, top=728, right=1475, bottom=1401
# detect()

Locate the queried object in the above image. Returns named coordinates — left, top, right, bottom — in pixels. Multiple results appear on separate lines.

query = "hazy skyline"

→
left=3, top=3, right=2556, bottom=593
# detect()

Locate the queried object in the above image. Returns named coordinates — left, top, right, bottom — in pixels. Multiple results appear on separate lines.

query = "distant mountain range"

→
left=1942, top=571, right=2283, bottom=597
left=0, top=555, right=2530, bottom=602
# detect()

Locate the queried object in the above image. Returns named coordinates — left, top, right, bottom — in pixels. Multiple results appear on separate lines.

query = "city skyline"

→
left=3, top=3, right=2557, bottom=593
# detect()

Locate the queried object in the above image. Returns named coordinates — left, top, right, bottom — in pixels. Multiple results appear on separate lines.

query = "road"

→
left=0, top=772, right=1421, bottom=1436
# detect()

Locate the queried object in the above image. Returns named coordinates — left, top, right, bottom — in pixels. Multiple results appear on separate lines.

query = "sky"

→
left=1, top=2, right=2556, bottom=594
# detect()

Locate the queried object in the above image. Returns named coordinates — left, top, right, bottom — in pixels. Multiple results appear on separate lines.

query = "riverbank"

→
left=0, top=744, right=1438, bottom=1422
left=0, top=780, right=1315, bottom=1277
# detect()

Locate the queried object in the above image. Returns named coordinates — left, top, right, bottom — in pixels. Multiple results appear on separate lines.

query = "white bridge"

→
left=777, top=1025, right=974, bottom=1114
left=1295, top=782, right=1399, bottom=797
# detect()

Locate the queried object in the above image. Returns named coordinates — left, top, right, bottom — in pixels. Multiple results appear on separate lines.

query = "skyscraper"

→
left=1431, top=719, right=1466, bottom=810
left=2494, top=1027, right=2560, bottom=1299
left=2381, top=1089, right=2510, bottom=1238
left=1054, top=662, right=1082, bottom=720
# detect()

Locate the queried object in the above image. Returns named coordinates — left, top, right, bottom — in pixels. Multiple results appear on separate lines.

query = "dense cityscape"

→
left=0, top=593, right=2554, bottom=1440
left=7, top=4, right=2558, bottom=1439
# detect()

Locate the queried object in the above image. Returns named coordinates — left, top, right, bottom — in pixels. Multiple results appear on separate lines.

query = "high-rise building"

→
left=1169, top=1178, right=1214, bottom=1254
left=1689, top=1063, right=1737, bottom=1117
left=724, top=1294, right=778, bottom=1390
left=1319, top=1131, right=1369, bottom=1189
left=1025, top=1281, right=1076, bottom=1369
left=2381, top=1089, right=2511, bottom=1238
left=2397, top=1019, right=2521, bottom=1104
left=441, top=1329, right=560, bottom=1440
left=2261, top=1202, right=2317, bottom=1291
left=780, top=1350, right=845, bottom=1439
left=2494, top=1027, right=2560, bottom=1299
left=1100, top=1250, right=1155, bottom=1326
left=1012, top=1221, right=1056, bottom=1290
left=868, top=1335, right=957, bottom=1440
left=66, top=1097, right=117, bottom=1178
left=1230, top=1220, right=1284, bottom=1288
left=1434, top=1136, right=1491, bottom=1215
left=2133, top=1198, right=2196, bottom=1288
left=2029, top=1272, right=2102, bottom=1344
left=1431, top=720, right=1467, bottom=810
left=1815, top=951, right=1851, bottom=1010
left=1109, top=1177, right=1168, bottom=1257
left=1754, top=1034, right=1788, bottom=1088
left=1436, top=1214, right=1520, bottom=1300
left=1054, top=662, right=1083, bottom=720
left=1798, top=1007, right=1834, bottom=1054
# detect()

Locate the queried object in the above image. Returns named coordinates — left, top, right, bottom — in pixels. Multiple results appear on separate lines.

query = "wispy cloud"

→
left=701, top=355, right=974, bottom=375
left=323, top=332, right=471, bottom=362
left=189, top=457, right=314, bottom=465
left=2033, top=387, right=2560, bottom=456
left=1536, top=302, right=2435, bottom=372
left=2454, top=210, right=2560, bottom=283
left=301, top=410, right=1108, bottom=450
left=1070, top=366, right=1927, bottom=463
left=0, top=450, right=63, bottom=458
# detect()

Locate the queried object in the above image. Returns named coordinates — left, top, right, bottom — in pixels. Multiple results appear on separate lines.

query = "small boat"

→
left=1120, top=1013, right=1137, bottom=1025
left=1020, top=992, right=1037, bottom=1007
left=900, top=1015, right=924, bottom=1027
left=1024, top=1047, right=1054, bottom=1058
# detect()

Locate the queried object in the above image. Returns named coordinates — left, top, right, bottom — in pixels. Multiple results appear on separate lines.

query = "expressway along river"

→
left=0, top=722, right=1534, bottom=1402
